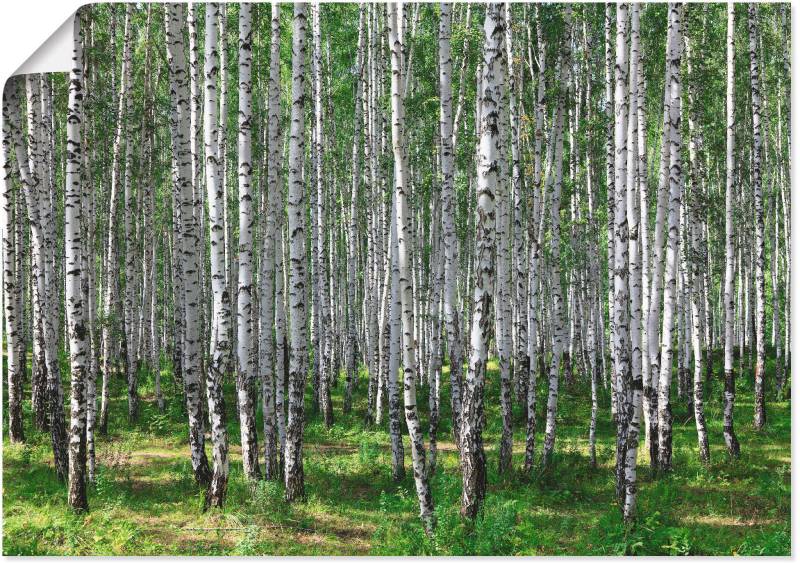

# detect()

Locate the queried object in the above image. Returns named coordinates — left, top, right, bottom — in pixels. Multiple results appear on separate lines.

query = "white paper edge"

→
left=13, top=12, right=76, bottom=77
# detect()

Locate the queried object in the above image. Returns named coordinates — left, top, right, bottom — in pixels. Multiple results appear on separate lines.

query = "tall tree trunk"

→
left=388, top=192, right=406, bottom=482
left=604, top=3, right=616, bottom=407
left=100, top=6, right=133, bottom=436
left=747, top=3, right=766, bottom=430
left=645, top=19, right=677, bottom=472
left=613, top=2, right=631, bottom=503
left=285, top=2, right=309, bottom=503
left=165, top=1, right=212, bottom=488
left=120, top=3, right=139, bottom=423
left=275, top=224, right=288, bottom=477
left=345, top=4, right=366, bottom=416
left=1, top=81, right=25, bottom=444
left=259, top=1, right=282, bottom=482
left=65, top=14, right=89, bottom=511
left=24, top=73, right=69, bottom=481
left=495, top=2, right=514, bottom=477
left=203, top=2, right=231, bottom=507
left=725, top=168, right=742, bottom=413
left=438, top=2, right=463, bottom=450
left=685, top=24, right=710, bottom=464
left=541, top=5, right=571, bottom=469
left=236, top=2, right=261, bottom=481
left=507, top=3, right=527, bottom=424
left=312, top=3, right=333, bottom=428
left=389, top=1, right=435, bottom=533
left=656, top=3, right=683, bottom=474
left=623, top=3, right=644, bottom=522
left=523, top=6, right=546, bottom=474
left=461, top=2, right=505, bottom=519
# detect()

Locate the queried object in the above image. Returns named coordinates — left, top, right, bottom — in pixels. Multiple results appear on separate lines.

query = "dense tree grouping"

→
left=1, top=1, right=790, bottom=534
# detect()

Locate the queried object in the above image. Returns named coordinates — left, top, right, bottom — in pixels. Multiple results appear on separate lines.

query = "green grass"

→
left=3, top=350, right=790, bottom=555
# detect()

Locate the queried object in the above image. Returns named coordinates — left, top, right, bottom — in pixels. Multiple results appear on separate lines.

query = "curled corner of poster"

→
left=12, top=11, right=76, bottom=78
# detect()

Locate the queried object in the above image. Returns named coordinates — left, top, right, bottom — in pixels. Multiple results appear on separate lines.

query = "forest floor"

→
left=2, top=352, right=791, bottom=555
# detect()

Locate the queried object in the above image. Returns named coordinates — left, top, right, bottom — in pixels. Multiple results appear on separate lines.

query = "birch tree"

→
left=259, top=0, right=282, bottom=481
left=461, top=2, right=505, bottom=519
left=389, top=1, right=435, bottom=533
left=312, top=3, right=333, bottom=427
left=65, top=13, right=89, bottom=511
left=285, top=2, right=309, bottom=503
left=345, top=5, right=366, bottom=416
left=15, top=73, right=69, bottom=480
left=541, top=5, right=571, bottom=469
left=438, top=2, right=463, bottom=449
left=722, top=4, right=741, bottom=458
left=203, top=1, right=231, bottom=507
left=657, top=2, right=683, bottom=474
left=100, top=6, right=133, bottom=435
left=1, top=81, right=24, bottom=444
left=685, top=23, right=709, bottom=464
left=165, top=1, right=211, bottom=488
left=747, top=3, right=766, bottom=430
left=612, top=2, right=631, bottom=500
left=236, top=2, right=261, bottom=481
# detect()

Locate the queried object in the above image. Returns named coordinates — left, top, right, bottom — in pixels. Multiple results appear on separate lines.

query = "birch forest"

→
left=1, top=2, right=791, bottom=555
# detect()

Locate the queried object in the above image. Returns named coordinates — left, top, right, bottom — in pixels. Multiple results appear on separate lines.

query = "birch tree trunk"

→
left=604, top=4, right=616, bottom=401
left=312, top=3, right=333, bottom=428
left=541, top=5, right=571, bottom=469
left=203, top=2, right=231, bottom=507
left=623, top=3, right=644, bottom=521
left=747, top=3, right=766, bottom=430
left=259, top=1, right=282, bottom=482
left=1, top=81, right=25, bottom=444
left=285, top=2, right=309, bottom=503
left=388, top=191, right=405, bottom=482
left=722, top=3, right=739, bottom=457
left=345, top=4, right=366, bottom=416
left=65, top=14, right=89, bottom=510
left=122, top=2, right=142, bottom=423
left=165, top=2, right=212, bottom=488
left=612, top=2, right=631, bottom=502
left=100, top=6, right=133, bottom=435
left=495, top=2, right=514, bottom=477
left=645, top=25, right=678, bottom=472
left=389, top=1, right=435, bottom=533
left=685, top=26, right=709, bottom=464
left=461, top=2, right=505, bottom=519
left=236, top=3, right=261, bottom=481
left=438, top=2, right=463, bottom=449
left=656, top=2, right=683, bottom=474
left=21, top=73, right=69, bottom=480
left=507, top=4, right=527, bottom=421
left=523, top=6, right=546, bottom=474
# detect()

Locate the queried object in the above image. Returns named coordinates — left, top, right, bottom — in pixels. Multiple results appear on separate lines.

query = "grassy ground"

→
left=2, top=351, right=790, bottom=555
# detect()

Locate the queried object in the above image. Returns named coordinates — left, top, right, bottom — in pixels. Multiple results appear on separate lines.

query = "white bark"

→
left=389, top=1, right=435, bottom=533
left=541, top=5, right=571, bottom=469
left=165, top=1, right=211, bottom=488
left=748, top=3, right=766, bottom=430
left=1, top=80, right=24, bottom=444
left=612, top=2, right=631, bottom=503
left=656, top=3, right=683, bottom=473
left=461, top=2, right=506, bottom=518
left=259, top=1, right=282, bottom=482
left=285, top=2, right=309, bottom=503
left=66, top=13, right=88, bottom=510
left=203, top=2, right=231, bottom=506
left=235, top=3, right=260, bottom=481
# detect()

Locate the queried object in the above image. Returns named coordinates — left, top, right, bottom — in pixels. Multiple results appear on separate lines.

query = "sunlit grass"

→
left=2, top=349, right=790, bottom=554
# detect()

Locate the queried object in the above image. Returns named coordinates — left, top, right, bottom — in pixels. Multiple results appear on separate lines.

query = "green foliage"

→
left=2, top=351, right=791, bottom=554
